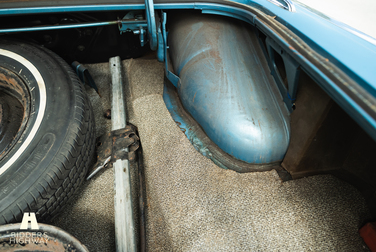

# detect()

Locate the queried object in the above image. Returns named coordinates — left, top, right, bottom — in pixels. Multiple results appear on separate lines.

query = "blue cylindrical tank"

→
left=168, top=12, right=290, bottom=164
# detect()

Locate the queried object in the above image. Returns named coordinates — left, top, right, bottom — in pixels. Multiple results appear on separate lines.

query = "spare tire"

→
left=0, top=39, right=95, bottom=224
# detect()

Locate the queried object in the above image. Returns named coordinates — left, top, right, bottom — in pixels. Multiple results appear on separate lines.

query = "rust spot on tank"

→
left=209, top=50, right=222, bottom=64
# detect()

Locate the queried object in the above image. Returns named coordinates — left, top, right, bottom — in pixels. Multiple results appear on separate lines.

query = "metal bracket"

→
left=161, top=11, right=180, bottom=87
left=118, top=11, right=179, bottom=84
left=118, top=14, right=148, bottom=47
left=87, top=125, right=140, bottom=180
left=266, top=37, right=300, bottom=112
left=118, top=0, right=158, bottom=50
left=71, top=61, right=101, bottom=96
left=145, top=0, right=157, bottom=50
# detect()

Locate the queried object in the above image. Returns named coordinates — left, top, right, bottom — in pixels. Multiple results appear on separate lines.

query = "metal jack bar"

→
left=110, top=56, right=136, bottom=252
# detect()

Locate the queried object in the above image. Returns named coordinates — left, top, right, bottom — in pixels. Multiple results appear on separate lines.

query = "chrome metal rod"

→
left=110, top=56, right=136, bottom=252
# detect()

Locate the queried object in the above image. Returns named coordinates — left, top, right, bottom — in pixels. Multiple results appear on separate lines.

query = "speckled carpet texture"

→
left=50, top=62, right=115, bottom=252
left=52, top=55, right=371, bottom=251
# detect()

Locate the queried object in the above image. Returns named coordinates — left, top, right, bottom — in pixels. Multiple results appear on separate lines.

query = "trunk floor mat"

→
left=52, top=56, right=371, bottom=251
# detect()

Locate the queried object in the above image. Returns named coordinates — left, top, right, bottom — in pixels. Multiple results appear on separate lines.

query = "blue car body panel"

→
left=0, top=0, right=375, bottom=143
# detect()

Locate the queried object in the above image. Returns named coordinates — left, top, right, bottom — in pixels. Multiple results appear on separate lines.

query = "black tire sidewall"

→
left=0, top=40, right=82, bottom=214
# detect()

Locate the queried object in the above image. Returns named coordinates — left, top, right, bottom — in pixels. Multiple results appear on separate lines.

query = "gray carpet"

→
left=50, top=62, right=115, bottom=252
left=52, top=56, right=371, bottom=252
left=127, top=58, right=371, bottom=251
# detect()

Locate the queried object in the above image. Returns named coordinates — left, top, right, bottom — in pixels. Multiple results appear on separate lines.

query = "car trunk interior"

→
left=50, top=54, right=373, bottom=252
left=0, top=7, right=374, bottom=251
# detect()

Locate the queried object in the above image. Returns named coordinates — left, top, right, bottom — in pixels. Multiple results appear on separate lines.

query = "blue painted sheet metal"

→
left=187, top=1, right=376, bottom=142
left=145, top=0, right=158, bottom=50
left=163, top=79, right=280, bottom=172
left=1, top=1, right=375, bottom=93
left=163, top=83, right=228, bottom=169
left=0, top=0, right=375, bottom=140
left=169, top=13, right=290, bottom=164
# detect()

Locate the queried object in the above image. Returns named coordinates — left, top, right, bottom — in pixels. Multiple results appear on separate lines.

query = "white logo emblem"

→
left=20, top=212, right=39, bottom=230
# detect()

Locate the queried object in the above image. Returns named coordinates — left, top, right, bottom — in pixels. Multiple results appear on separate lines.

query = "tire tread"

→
left=0, top=41, right=95, bottom=224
